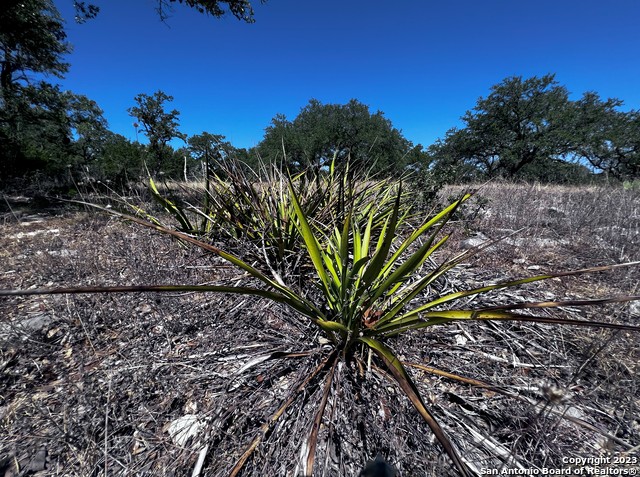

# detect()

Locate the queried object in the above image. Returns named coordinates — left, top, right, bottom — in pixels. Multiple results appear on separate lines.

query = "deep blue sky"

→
left=53, top=0, right=640, bottom=150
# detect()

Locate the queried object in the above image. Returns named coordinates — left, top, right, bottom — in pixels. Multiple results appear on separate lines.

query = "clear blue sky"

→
left=53, top=0, right=640, bottom=150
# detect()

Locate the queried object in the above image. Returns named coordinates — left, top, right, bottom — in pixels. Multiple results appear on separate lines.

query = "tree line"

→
left=1, top=0, right=638, bottom=191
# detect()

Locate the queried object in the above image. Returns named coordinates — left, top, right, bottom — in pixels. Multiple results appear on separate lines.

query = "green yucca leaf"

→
left=350, top=212, right=376, bottom=294
left=322, top=250, right=342, bottom=288
left=350, top=256, right=372, bottom=282
left=400, top=261, right=640, bottom=318
left=377, top=308, right=640, bottom=335
left=339, top=209, right=351, bottom=270
left=357, top=209, right=375, bottom=263
left=288, top=179, right=331, bottom=295
left=359, top=184, right=402, bottom=291
left=479, top=294, right=640, bottom=310
left=372, top=237, right=452, bottom=329
left=338, top=212, right=353, bottom=304
left=353, top=224, right=363, bottom=262
left=125, top=202, right=165, bottom=228
left=378, top=193, right=469, bottom=279
left=148, top=177, right=194, bottom=232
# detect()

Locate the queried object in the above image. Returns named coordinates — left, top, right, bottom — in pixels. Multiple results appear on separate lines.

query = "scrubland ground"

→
left=0, top=182, right=638, bottom=476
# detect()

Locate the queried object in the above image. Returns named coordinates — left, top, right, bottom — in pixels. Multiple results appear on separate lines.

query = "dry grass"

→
left=443, top=181, right=639, bottom=262
left=0, top=182, right=639, bottom=476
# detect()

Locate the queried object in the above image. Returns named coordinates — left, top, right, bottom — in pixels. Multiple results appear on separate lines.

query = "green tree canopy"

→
left=0, top=0, right=74, bottom=180
left=188, top=132, right=232, bottom=163
left=256, top=99, right=417, bottom=175
left=1, top=82, right=109, bottom=179
left=451, top=74, right=572, bottom=178
left=128, top=91, right=185, bottom=175
left=67, top=93, right=109, bottom=164
left=429, top=74, right=639, bottom=182
left=1, top=0, right=70, bottom=93
left=187, top=132, right=239, bottom=172
left=86, top=132, right=145, bottom=184
left=569, top=92, right=639, bottom=180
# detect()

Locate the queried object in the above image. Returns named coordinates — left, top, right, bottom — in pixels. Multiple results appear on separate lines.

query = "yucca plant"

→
left=1, top=182, right=639, bottom=476
left=198, top=159, right=321, bottom=276
left=135, top=157, right=411, bottom=280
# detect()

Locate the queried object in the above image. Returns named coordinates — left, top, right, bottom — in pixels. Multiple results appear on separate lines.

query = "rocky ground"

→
left=0, top=183, right=638, bottom=476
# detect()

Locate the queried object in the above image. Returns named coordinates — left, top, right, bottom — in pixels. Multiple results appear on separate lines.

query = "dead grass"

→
left=443, top=181, right=639, bottom=262
left=0, top=182, right=639, bottom=476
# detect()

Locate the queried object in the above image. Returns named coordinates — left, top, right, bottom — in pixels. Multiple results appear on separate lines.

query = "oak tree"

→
left=128, top=91, right=186, bottom=175
left=430, top=74, right=639, bottom=181
left=257, top=99, right=415, bottom=175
